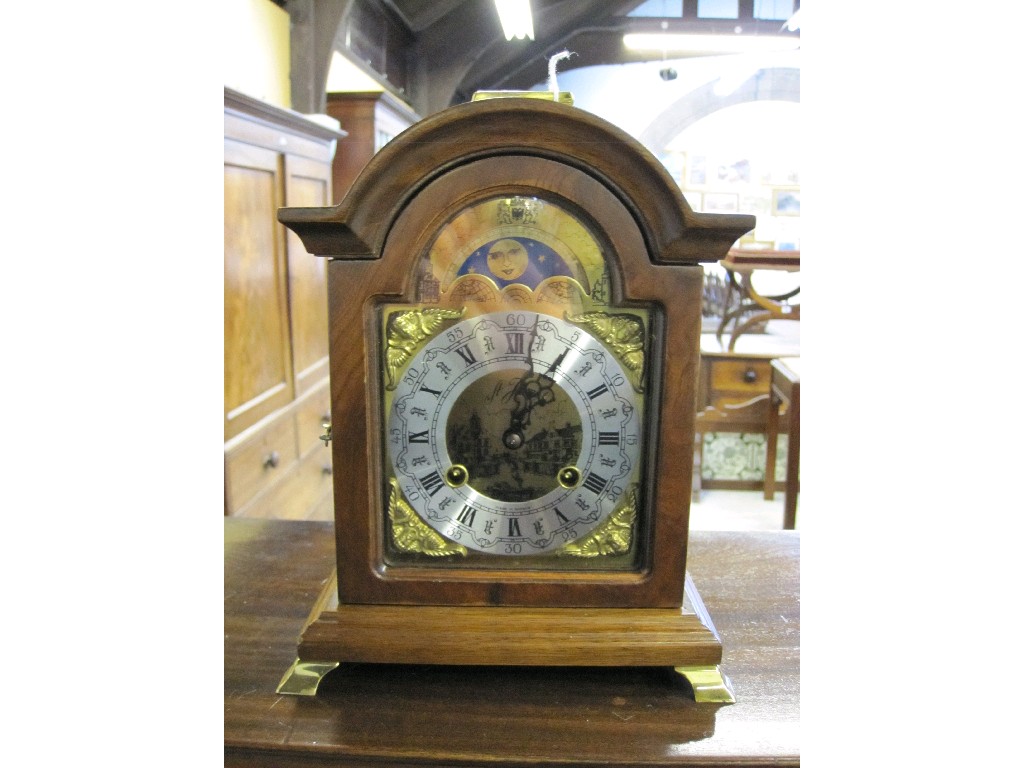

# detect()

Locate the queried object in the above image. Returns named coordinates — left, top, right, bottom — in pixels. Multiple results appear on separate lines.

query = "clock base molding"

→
left=277, top=570, right=732, bottom=702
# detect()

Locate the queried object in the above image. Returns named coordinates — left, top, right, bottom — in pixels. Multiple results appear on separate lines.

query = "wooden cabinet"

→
left=324, top=91, right=420, bottom=203
left=704, top=356, right=774, bottom=411
left=224, top=87, right=345, bottom=520
left=693, top=332, right=797, bottom=497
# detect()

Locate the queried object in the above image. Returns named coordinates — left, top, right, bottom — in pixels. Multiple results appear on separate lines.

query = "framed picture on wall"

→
left=740, top=193, right=771, bottom=217
left=688, top=154, right=706, bottom=186
left=703, top=192, right=739, bottom=213
left=714, top=157, right=751, bottom=185
left=772, top=188, right=800, bottom=216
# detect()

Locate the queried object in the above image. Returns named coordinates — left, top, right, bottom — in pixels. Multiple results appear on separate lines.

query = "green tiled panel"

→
left=702, top=432, right=788, bottom=482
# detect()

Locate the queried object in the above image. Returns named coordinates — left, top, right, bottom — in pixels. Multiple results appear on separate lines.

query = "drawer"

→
left=709, top=359, right=771, bottom=394
left=295, top=385, right=332, bottom=456
left=225, top=416, right=299, bottom=514
left=235, top=446, right=335, bottom=520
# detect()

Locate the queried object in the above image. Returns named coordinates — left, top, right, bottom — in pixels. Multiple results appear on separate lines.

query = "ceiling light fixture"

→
left=495, top=0, right=535, bottom=41
left=623, top=33, right=799, bottom=54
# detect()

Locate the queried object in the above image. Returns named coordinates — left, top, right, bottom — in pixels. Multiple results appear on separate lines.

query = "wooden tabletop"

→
left=722, top=249, right=801, bottom=271
left=773, top=356, right=801, bottom=382
left=225, top=519, right=800, bottom=767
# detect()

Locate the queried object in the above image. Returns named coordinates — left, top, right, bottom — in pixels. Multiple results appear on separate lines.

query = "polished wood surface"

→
left=283, top=155, right=331, bottom=396
left=277, top=98, right=755, bottom=609
left=223, top=138, right=293, bottom=438
left=300, top=599, right=722, bottom=668
left=320, top=154, right=705, bottom=608
left=281, top=98, right=754, bottom=262
left=224, top=87, right=342, bottom=520
left=225, top=519, right=800, bottom=767
left=324, top=91, right=421, bottom=203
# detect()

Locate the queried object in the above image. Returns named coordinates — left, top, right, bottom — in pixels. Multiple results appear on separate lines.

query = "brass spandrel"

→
left=558, top=486, right=638, bottom=558
left=384, top=307, right=464, bottom=390
left=566, top=311, right=646, bottom=392
left=387, top=479, right=468, bottom=557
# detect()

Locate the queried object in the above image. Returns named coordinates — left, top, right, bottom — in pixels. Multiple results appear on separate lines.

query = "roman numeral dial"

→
left=386, top=310, right=645, bottom=556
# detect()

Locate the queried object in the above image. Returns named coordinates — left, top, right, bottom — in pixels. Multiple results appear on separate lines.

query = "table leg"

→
left=782, top=381, right=799, bottom=530
left=764, top=391, right=779, bottom=501
left=692, top=432, right=704, bottom=503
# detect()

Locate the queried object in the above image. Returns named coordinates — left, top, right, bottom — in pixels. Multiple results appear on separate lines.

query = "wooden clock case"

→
left=277, top=97, right=754, bottom=693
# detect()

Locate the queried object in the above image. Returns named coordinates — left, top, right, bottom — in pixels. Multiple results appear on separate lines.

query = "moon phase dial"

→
left=387, top=311, right=644, bottom=557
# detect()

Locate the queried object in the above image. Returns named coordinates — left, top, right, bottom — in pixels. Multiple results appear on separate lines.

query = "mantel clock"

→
left=274, top=94, right=754, bottom=701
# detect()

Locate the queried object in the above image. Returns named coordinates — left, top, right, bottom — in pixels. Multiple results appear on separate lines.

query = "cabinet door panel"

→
left=284, top=154, right=331, bottom=394
left=224, top=139, right=294, bottom=439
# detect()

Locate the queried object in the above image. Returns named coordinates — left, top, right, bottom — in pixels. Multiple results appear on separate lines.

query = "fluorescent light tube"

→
left=495, top=0, right=534, bottom=41
left=623, top=33, right=799, bottom=54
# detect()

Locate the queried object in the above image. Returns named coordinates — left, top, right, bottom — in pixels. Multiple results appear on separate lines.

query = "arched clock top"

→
left=278, top=98, right=753, bottom=264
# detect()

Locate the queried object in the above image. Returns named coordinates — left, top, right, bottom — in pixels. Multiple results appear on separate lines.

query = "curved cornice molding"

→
left=279, top=98, right=754, bottom=263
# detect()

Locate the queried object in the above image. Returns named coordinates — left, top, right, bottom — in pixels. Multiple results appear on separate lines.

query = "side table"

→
left=716, top=250, right=800, bottom=351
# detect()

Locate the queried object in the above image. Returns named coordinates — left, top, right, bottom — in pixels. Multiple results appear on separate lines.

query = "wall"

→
left=541, top=54, right=801, bottom=485
left=326, top=51, right=388, bottom=93
left=224, top=0, right=291, bottom=109
left=536, top=52, right=800, bottom=252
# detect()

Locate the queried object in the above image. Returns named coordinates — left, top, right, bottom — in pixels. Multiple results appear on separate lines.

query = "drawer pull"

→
left=742, top=368, right=758, bottom=383
left=320, top=421, right=332, bottom=447
left=322, top=464, right=333, bottom=476
left=263, top=451, right=281, bottom=470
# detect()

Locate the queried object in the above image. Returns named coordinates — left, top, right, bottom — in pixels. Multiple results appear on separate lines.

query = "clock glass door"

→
left=380, top=195, right=653, bottom=573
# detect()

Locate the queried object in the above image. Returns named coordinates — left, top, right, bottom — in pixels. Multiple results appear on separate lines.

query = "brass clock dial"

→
left=386, top=311, right=643, bottom=557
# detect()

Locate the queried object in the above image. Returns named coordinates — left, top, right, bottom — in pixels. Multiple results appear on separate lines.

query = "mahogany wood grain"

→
left=297, top=581, right=723, bottom=668
left=275, top=99, right=755, bottom=612
left=223, top=139, right=293, bottom=440
left=224, top=414, right=300, bottom=513
left=224, top=87, right=344, bottom=517
left=324, top=91, right=421, bottom=203
left=317, top=155, right=703, bottom=608
left=293, top=383, right=331, bottom=456
left=236, top=448, right=334, bottom=521
left=283, top=154, right=331, bottom=396
left=224, top=519, right=800, bottom=767
left=281, top=98, right=754, bottom=262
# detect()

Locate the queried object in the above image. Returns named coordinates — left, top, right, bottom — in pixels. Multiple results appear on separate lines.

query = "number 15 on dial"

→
left=386, top=310, right=645, bottom=557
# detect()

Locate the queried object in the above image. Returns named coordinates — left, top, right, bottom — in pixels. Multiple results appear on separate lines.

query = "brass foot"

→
left=673, top=665, right=736, bottom=704
left=275, top=658, right=340, bottom=696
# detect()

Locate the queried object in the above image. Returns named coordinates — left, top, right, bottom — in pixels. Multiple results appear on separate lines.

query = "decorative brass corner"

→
left=558, top=486, right=637, bottom=557
left=387, top=480, right=467, bottom=557
left=566, top=312, right=646, bottom=392
left=384, top=308, right=464, bottom=390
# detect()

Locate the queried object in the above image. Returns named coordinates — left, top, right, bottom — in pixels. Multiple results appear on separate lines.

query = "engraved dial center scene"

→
left=446, top=371, right=583, bottom=503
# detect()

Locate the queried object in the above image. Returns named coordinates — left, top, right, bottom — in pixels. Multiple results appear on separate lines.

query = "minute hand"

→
left=513, top=348, right=567, bottom=429
left=542, top=349, right=568, bottom=381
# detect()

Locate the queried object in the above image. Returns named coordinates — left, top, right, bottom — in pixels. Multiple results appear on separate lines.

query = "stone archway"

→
left=639, top=67, right=800, bottom=155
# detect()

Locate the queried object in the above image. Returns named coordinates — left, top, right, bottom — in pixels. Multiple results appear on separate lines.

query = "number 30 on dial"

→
left=387, top=311, right=643, bottom=556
